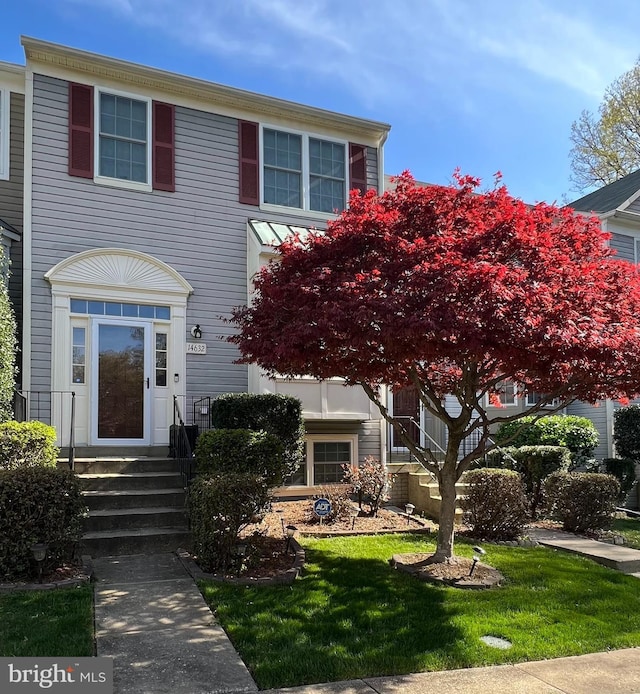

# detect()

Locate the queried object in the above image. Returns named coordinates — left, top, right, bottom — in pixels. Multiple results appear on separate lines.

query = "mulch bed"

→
left=0, top=557, right=93, bottom=593
left=391, top=553, right=504, bottom=589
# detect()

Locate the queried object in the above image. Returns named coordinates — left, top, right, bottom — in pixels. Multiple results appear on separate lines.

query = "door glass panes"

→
left=72, top=327, right=86, bottom=384
left=97, top=324, right=145, bottom=439
left=71, top=299, right=169, bottom=320
left=99, top=93, right=148, bottom=183
left=263, top=129, right=302, bottom=208
left=155, top=333, right=167, bottom=387
left=313, top=442, right=351, bottom=484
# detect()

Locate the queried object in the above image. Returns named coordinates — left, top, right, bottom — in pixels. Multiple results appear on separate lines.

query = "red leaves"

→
left=230, top=173, right=640, bottom=404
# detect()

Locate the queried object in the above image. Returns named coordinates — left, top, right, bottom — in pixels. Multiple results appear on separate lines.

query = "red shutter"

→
left=349, top=143, right=367, bottom=195
left=239, top=120, right=259, bottom=205
left=68, top=83, right=93, bottom=178
left=153, top=101, right=175, bottom=192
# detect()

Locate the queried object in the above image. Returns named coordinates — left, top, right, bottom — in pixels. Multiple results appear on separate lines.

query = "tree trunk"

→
left=432, top=438, right=463, bottom=562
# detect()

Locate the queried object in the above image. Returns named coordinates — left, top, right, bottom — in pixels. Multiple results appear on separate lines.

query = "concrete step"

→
left=79, top=472, right=183, bottom=492
left=72, top=445, right=170, bottom=458
left=83, top=488, right=186, bottom=511
left=81, top=527, right=191, bottom=557
left=83, top=507, right=187, bottom=532
left=61, top=458, right=179, bottom=474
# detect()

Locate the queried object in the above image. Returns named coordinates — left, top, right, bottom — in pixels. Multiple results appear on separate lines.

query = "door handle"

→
left=146, top=377, right=150, bottom=389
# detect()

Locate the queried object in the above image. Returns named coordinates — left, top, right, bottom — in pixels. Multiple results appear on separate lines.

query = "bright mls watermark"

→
left=1, top=658, right=112, bottom=693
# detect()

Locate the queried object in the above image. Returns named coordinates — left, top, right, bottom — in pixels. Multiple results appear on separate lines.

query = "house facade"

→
left=0, top=37, right=391, bottom=490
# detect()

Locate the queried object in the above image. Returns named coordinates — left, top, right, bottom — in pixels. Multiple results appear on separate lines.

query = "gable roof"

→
left=568, top=169, right=640, bottom=213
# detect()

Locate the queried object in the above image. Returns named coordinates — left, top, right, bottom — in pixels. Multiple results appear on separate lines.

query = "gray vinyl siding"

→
left=358, top=419, right=381, bottom=463
left=29, top=74, right=381, bottom=406
left=610, top=232, right=635, bottom=262
left=565, top=399, right=609, bottom=460
left=627, top=197, right=640, bottom=214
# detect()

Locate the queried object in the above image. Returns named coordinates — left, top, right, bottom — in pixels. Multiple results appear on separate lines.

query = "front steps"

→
left=71, top=457, right=190, bottom=557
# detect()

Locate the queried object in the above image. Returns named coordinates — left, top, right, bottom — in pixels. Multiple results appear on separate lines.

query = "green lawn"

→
left=0, top=585, right=94, bottom=657
left=200, top=533, right=640, bottom=689
left=613, top=516, right=640, bottom=549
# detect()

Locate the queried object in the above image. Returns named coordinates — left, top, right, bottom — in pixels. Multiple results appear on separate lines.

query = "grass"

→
left=0, top=585, right=94, bottom=657
left=199, top=533, right=640, bottom=689
left=613, top=516, right=640, bottom=549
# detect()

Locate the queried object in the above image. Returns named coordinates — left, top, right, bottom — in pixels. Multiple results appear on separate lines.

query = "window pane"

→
left=72, top=366, right=85, bottom=384
left=70, top=299, right=87, bottom=313
left=88, top=301, right=105, bottom=315
left=313, top=442, right=350, bottom=484
left=99, top=94, right=148, bottom=183
left=155, top=370, right=167, bottom=387
left=139, top=305, right=154, bottom=318
left=122, top=303, right=138, bottom=317
left=285, top=462, right=307, bottom=486
left=156, top=306, right=170, bottom=320
left=72, top=327, right=85, bottom=344
left=105, top=302, right=121, bottom=316
left=156, top=333, right=167, bottom=350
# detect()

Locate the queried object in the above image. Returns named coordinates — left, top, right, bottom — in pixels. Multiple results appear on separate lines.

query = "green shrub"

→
left=613, top=405, right=640, bottom=461
left=543, top=471, right=620, bottom=533
left=0, top=467, right=86, bottom=580
left=495, top=415, right=599, bottom=467
left=602, top=458, right=636, bottom=502
left=461, top=468, right=528, bottom=541
left=0, top=421, right=59, bottom=470
left=211, top=393, right=304, bottom=478
left=188, top=473, right=270, bottom=573
left=195, top=428, right=287, bottom=486
left=0, top=248, right=16, bottom=423
left=488, top=445, right=571, bottom=519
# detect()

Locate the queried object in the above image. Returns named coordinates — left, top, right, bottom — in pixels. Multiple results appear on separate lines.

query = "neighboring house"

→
left=565, top=171, right=640, bottom=460
left=0, top=37, right=391, bottom=491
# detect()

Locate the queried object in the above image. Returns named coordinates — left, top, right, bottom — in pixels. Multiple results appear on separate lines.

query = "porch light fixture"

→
left=31, top=542, right=48, bottom=583
left=285, top=525, right=297, bottom=553
left=405, top=503, right=415, bottom=525
left=190, top=325, right=202, bottom=339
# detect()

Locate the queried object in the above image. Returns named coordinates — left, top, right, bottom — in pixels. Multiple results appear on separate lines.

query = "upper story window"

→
left=262, top=128, right=346, bottom=213
left=98, top=92, right=150, bottom=185
left=238, top=120, right=367, bottom=214
left=488, top=380, right=517, bottom=407
left=525, top=392, right=560, bottom=407
left=69, top=82, right=175, bottom=193
left=0, top=88, right=9, bottom=181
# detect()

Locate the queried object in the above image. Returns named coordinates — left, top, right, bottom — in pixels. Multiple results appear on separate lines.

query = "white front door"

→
left=91, top=318, right=152, bottom=445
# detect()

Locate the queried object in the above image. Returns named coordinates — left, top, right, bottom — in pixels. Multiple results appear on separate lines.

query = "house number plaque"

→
left=186, top=342, right=207, bottom=354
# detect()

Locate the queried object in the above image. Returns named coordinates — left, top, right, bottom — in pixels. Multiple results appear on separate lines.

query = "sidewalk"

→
left=93, top=553, right=258, bottom=694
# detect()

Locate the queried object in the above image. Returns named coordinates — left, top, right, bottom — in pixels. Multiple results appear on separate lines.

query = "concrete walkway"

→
left=93, top=553, right=258, bottom=694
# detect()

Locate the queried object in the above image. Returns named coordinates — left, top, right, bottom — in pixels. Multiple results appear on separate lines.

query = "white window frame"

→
left=94, top=87, right=152, bottom=192
left=0, top=88, right=9, bottom=181
left=302, top=434, right=358, bottom=487
left=259, top=124, right=348, bottom=219
left=487, top=380, right=518, bottom=407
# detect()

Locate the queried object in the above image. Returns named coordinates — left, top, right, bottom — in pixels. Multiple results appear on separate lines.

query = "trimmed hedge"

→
left=210, top=393, right=304, bottom=478
left=544, top=471, right=620, bottom=533
left=613, top=405, right=640, bottom=461
left=188, top=472, right=270, bottom=574
left=602, top=457, right=636, bottom=502
left=0, top=467, right=86, bottom=580
left=0, top=421, right=59, bottom=470
left=461, top=468, right=528, bottom=541
left=495, top=415, right=599, bottom=466
left=195, top=428, right=287, bottom=487
left=485, top=445, right=571, bottom=519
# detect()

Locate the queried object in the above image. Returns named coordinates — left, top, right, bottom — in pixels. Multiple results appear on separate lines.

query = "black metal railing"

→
left=14, top=390, right=77, bottom=470
left=172, top=395, right=196, bottom=487
left=387, top=415, right=446, bottom=469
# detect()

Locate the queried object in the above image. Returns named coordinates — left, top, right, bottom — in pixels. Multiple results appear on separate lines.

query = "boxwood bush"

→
left=602, top=457, right=636, bottom=502
left=210, top=393, right=304, bottom=478
left=461, top=468, right=528, bottom=540
left=495, top=415, right=598, bottom=467
left=544, top=471, right=620, bottom=533
left=188, top=472, right=270, bottom=573
left=485, top=445, right=571, bottom=519
left=613, top=405, right=640, bottom=461
left=195, top=428, right=287, bottom=486
left=0, top=467, right=86, bottom=580
left=0, top=421, right=59, bottom=470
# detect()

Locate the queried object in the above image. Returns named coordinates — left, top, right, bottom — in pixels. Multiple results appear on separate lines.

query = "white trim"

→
left=94, top=86, right=152, bottom=191
left=0, top=88, right=9, bottom=181
left=0, top=63, right=26, bottom=94
left=259, top=123, right=348, bottom=215
left=22, top=68, right=34, bottom=391
left=606, top=398, right=615, bottom=458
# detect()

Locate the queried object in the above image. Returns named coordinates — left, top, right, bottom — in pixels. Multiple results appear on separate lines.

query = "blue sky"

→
left=1, top=0, right=638, bottom=204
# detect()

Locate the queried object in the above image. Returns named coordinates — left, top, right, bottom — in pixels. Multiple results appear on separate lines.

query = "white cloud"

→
left=60, top=0, right=640, bottom=111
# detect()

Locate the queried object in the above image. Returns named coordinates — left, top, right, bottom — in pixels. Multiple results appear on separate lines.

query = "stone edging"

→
left=0, top=555, right=94, bottom=593
left=303, top=525, right=433, bottom=539
left=176, top=540, right=306, bottom=586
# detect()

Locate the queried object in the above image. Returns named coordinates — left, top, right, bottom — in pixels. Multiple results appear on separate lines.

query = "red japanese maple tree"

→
left=230, top=173, right=640, bottom=561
